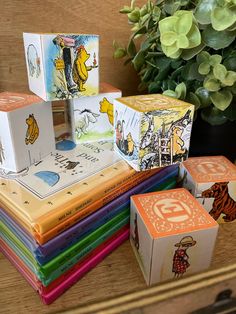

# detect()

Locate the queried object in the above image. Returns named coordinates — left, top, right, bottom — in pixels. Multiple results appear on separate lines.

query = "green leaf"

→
left=127, top=38, right=137, bottom=57
left=211, top=7, right=236, bottom=31
left=202, top=25, right=235, bottom=49
left=159, top=16, right=177, bottom=34
left=204, top=78, right=221, bottom=91
left=132, top=50, right=145, bottom=71
left=188, top=92, right=201, bottom=110
left=164, top=0, right=181, bottom=15
left=201, top=106, right=228, bottom=125
left=182, top=62, right=204, bottom=80
left=209, top=54, right=222, bottom=66
left=187, top=24, right=202, bottom=48
left=148, top=81, right=161, bottom=93
left=141, top=67, right=153, bottom=83
left=162, top=43, right=182, bottom=59
left=194, top=0, right=216, bottom=25
left=132, top=25, right=147, bottom=39
left=120, top=6, right=132, bottom=14
left=213, top=64, right=227, bottom=81
left=222, top=71, right=236, bottom=86
left=163, top=90, right=177, bottom=98
left=128, top=9, right=140, bottom=23
left=198, top=62, right=211, bottom=75
left=140, top=5, right=148, bottom=17
left=195, top=87, right=212, bottom=107
left=113, top=48, right=126, bottom=59
left=174, top=11, right=193, bottom=35
left=210, top=90, right=233, bottom=110
left=175, top=82, right=186, bottom=99
left=196, top=51, right=210, bottom=64
left=223, top=56, right=236, bottom=71
left=182, top=42, right=206, bottom=60
left=152, top=6, right=161, bottom=22
left=177, top=34, right=189, bottom=48
left=161, top=32, right=177, bottom=46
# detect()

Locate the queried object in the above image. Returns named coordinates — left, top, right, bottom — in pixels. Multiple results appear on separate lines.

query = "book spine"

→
left=33, top=171, right=159, bottom=240
left=36, top=169, right=157, bottom=244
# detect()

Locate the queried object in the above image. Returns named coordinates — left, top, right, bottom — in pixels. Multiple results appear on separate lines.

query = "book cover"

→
left=0, top=141, right=152, bottom=238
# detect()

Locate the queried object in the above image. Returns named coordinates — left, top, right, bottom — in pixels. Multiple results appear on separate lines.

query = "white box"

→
left=23, top=33, right=99, bottom=101
left=130, top=188, right=218, bottom=285
left=114, top=94, right=194, bottom=171
left=0, top=92, right=55, bottom=172
left=68, top=83, right=121, bottom=144
left=179, top=156, right=236, bottom=223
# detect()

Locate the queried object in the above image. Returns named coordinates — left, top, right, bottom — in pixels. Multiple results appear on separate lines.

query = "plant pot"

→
left=189, top=116, right=236, bottom=162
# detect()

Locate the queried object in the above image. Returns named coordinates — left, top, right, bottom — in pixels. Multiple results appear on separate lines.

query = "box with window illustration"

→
left=68, top=82, right=121, bottom=144
left=114, top=94, right=194, bottom=171
left=0, top=92, right=55, bottom=173
left=130, top=188, right=218, bottom=285
left=179, top=156, right=236, bottom=224
left=23, top=33, right=99, bottom=101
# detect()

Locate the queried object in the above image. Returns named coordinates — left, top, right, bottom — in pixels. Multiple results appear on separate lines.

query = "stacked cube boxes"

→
left=179, top=156, right=236, bottom=223
left=0, top=92, right=55, bottom=172
left=23, top=33, right=99, bottom=101
left=114, top=94, right=194, bottom=171
left=130, top=188, right=218, bottom=285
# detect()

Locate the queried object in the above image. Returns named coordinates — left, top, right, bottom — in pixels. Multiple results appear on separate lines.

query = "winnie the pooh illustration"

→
left=25, top=114, right=39, bottom=145
left=127, top=132, right=135, bottom=156
left=99, top=97, right=114, bottom=125
left=172, top=126, right=185, bottom=155
left=72, top=46, right=92, bottom=92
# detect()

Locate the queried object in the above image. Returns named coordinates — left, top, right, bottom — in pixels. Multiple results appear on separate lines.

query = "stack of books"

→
left=0, top=141, right=178, bottom=304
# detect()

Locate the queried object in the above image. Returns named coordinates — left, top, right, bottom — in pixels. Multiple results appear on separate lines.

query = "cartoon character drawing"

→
left=202, top=182, right=236, bottom=222
left=65, top=161, right=80, bottom=170
left=99, top=97, right=114, bottom=125
left=172, top=236, right=196, bottom=278
left=25, top=114, right=39, bottom=145
left=126, top=132, right=135, bottom=156
left=0, top=138, right=5, bottom=165
left=172, top=126, right=186, bottom=155
left=115, top=119, right=124, bottom=150
left=53, top=35, right=78, bottom=95
left=140, top=153, right=158, bottom=170
left=72, top=46, right=93, bottom=92
left=74, top=109, right=99, bottom=138
left=168, top=109, right=192, bottom=136
left=140, top=115, right=155, bottom=149
left=133, top=213, right=139, bottom=250
left=27, top=44, right=40, bottom=78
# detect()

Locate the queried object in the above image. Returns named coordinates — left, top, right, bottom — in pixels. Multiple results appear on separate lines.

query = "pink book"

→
left=0, top=226, right=129, bottom=304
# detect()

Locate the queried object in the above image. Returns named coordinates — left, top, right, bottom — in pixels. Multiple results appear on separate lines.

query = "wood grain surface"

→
left=0, top=223, right=236, bottom=313
left=0, top=0, right=147, bottom=96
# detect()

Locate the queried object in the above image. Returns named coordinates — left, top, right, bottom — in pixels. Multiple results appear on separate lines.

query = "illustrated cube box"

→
left=0, top=92, right=55, bottom=172
left=68, top=82, right=121, bottom=144
left=130, top=188, right=218, bottom=285
left=114, top=94, right=194, bottom=171
left=179, top=156, right=236, bottom=224
left=23, top=33, right=99, bottom=101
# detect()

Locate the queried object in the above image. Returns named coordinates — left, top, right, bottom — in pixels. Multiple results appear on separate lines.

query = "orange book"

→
left=0, top=141, right=157, bottom=243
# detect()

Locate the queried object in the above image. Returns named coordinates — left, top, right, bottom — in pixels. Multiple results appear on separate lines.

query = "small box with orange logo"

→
left=0, top=92, right=55, bottom=173
left=114, top=94, right=194, bottom=171
left=179, top=156, right=236, bottom=224
left=130, top=188, right=218, bottom=285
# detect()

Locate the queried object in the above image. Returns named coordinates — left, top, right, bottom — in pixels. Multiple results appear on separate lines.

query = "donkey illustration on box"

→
left=202, top=182, right=236, bottom=222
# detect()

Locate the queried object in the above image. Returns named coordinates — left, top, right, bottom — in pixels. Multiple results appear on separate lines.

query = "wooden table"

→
left=1, top=223, right=236, bottom=314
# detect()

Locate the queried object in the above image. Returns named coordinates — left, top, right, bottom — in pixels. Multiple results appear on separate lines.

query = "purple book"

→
left=0, top=164, right=178, bottom=264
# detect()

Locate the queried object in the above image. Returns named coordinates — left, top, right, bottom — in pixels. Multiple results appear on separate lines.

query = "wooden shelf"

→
left=1, top=222, right=236, bottom=313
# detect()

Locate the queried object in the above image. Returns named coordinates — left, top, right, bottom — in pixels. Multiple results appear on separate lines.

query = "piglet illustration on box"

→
left=172, top=236, right=196, bottom=278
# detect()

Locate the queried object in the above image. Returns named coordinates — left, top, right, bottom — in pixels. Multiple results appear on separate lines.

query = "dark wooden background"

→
left=0, top=0, right=146, bottom=96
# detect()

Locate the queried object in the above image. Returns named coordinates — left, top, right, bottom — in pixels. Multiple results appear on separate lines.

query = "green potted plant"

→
left=114, top=0, right=236, bottom=160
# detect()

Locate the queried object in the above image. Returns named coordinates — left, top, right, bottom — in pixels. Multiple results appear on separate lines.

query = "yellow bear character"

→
left=72, top=46, right=92, bottom=92
left=25, top=114, right=39, bottom=145
left=99, top=97, right=114, bottom=125
left=172, top=126, right=185, bottom=155
left=127, top=132, right=135, bottom=155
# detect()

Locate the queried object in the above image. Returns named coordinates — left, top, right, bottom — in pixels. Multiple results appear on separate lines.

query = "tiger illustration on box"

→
left=202, top=182, right=236, bottom=222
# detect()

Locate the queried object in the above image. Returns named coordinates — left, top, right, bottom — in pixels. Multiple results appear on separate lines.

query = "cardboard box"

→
left=130, top=188, right=218, bottom=285
left=179, top=156, right=236, bottom=223
left=23, top=33, right=99, bottom=101
left=68, top=82, right=121, bottom=144
left=0, top=92, right=55, bottom=172
left=114, top=94, right=194, bottom=171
